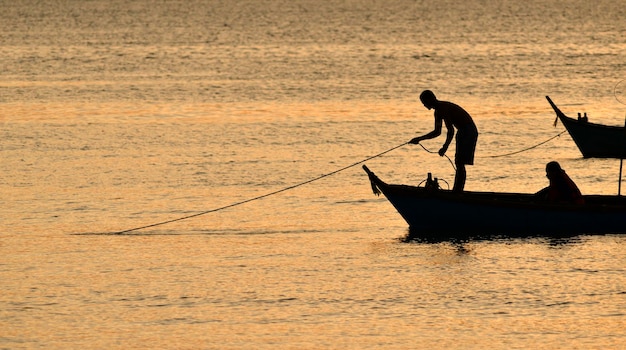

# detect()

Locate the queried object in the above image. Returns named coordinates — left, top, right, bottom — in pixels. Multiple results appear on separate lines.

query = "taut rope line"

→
left=417, top=130, right=568, bottom=171
left=107, top=142, right=408, bottom=234
left=100, top=129, right=566, bottom=235
left=480, top=130, right=568, bottom=158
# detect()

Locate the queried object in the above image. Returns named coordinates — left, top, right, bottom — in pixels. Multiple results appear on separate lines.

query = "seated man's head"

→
left=546, top=161, right=563, bottom=179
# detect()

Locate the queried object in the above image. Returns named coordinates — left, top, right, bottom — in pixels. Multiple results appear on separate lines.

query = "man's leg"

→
left=453, top=164, right=466, bottom=192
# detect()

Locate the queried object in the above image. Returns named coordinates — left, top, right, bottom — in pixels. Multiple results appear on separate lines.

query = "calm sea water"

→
left=2, top=0, right=626, bottom=348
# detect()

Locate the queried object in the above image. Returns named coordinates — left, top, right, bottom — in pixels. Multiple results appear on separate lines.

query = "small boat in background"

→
left=362, top=165, right=626, bottom=240
left=546, top=96, right=626, bottom=158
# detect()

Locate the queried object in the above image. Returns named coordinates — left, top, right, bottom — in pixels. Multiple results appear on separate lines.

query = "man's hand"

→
left=409, top=137, right=422, bottom=144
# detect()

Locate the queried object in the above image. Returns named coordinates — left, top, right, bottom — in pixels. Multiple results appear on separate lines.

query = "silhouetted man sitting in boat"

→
left=536, top=161, right=585, bottom=204
left=409, top=90, right=478, bottom=192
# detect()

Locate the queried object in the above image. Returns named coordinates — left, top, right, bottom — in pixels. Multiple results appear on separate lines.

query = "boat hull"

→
left=363, top=166, right=626, bottom=239
left=546, top=96, right=626, bottom=158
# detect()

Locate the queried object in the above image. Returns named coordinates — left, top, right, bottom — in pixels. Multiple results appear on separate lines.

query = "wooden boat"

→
left=362, top=165, right=626, bottom=240
left=546, top=96, right=626, bottom=158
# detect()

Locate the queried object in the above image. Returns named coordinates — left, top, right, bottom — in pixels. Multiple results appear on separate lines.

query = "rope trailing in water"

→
left=108, top=142, right=409, bottom=234
left=105, top=129, right=566, bottom=234
left=479, top=130, right=567, bottom=158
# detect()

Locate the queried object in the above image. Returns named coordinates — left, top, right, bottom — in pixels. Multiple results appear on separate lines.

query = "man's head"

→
left=420, top=90, right=437, bottom=109
left=546, top=161, right=563, bottom=179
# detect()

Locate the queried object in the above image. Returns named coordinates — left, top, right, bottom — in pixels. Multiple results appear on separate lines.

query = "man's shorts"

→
left=455, top=127, right=478, bottom=165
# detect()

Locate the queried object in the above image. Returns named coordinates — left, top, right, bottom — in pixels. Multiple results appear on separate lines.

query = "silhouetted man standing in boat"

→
left=409, top=90, right=478, bottom=192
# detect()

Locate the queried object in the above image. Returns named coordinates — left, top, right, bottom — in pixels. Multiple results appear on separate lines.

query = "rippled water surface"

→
left=2, top=0, right=626, bottom=348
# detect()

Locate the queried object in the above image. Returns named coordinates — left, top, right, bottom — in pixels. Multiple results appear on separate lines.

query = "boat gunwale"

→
left=364, top=165, right=626, bottom=213
left=381, top=182, right=626, bottom=213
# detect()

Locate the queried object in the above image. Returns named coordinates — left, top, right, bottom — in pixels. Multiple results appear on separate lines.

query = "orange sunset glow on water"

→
left=2, top=0, right=625, bottom=348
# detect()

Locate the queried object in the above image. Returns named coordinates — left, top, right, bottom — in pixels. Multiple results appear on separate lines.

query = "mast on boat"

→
left=614, top=80, right=626, bottom=195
